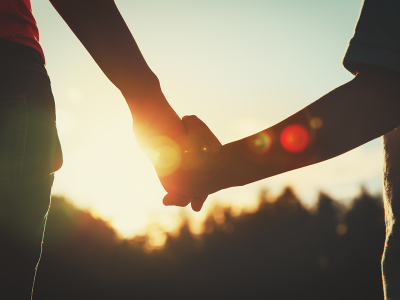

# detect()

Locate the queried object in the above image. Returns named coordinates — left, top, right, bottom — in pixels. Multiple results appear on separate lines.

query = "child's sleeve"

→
left=343, top=0, right=400, bottom=75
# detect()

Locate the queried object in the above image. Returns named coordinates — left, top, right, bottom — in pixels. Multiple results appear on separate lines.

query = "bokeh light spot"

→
left=336, top=223, right=348, bottom=235
left=247, top=132, right=272, bottom=154
left=280, top=124, right=310, bottom=153
left=310, top=117, right=323, bottom=129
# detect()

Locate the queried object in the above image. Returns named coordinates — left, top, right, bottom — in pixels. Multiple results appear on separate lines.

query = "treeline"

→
left=32, top=187, right=385, bottom=299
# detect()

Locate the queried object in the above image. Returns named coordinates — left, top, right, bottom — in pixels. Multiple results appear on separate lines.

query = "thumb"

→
left=191, top=195, right=208, bottom=212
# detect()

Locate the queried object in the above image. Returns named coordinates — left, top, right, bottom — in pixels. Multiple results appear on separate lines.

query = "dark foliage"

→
left=30, top=187, right=385, bottom=299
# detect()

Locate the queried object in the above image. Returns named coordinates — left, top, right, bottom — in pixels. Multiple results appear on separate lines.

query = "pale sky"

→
left=31, top=0, right=381, bottom=240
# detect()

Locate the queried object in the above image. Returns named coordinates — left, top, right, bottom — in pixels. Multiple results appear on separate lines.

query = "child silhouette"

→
left=159, top=1, right=400, bottom=299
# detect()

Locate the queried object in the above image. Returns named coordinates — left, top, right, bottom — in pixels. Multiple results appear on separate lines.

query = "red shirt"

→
left=0, top=0, right=45, bottom=63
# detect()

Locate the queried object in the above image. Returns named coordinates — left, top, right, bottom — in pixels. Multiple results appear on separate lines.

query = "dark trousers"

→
left=0, top=39, right=62, bottom=299
left=382, top=128, right=400, bottom=300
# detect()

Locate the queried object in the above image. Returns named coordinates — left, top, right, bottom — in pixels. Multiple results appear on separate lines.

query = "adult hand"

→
left=143, top=115, right=222, bottom=211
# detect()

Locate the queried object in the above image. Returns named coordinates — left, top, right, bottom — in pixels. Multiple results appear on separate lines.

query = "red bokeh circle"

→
left=280, top=124, right=310, bottom=153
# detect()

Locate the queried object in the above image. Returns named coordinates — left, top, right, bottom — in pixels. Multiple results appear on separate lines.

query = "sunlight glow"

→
left=143, top=224, right=168, bottom=252
left=143, top=136, right=181, bottom=177
left=55, top=110, right=74, bottom=134
left=66, top=87, right=83, bottom=104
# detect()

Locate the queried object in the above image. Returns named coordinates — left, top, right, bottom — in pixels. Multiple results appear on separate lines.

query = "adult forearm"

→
left=50, top=0, right=187, bottom=143
left=216, top=67, right=400, bottom=191
left=50, top=0, right=155, bottom=96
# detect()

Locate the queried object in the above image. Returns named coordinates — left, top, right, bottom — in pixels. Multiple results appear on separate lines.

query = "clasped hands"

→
left=143, top=116, right=224, bottom=212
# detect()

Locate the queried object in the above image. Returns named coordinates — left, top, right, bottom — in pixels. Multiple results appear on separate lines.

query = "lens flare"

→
left=247, top=132, right=272, bottom=154
left=143, top=136, right=181, bottom=176
left=280, top=124, right=310, bottom=153
left=310, top=117, right=323, bottom=129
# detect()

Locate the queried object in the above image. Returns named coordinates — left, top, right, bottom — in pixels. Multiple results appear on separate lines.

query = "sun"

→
left=52, top=118, right=175, bottom=237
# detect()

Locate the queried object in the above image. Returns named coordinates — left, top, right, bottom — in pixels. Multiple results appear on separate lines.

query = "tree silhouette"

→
left=12, top=186, right=386, bottom=299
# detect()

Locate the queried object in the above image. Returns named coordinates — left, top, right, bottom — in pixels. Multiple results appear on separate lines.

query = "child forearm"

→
left=214, top=67, right=400, bottom=191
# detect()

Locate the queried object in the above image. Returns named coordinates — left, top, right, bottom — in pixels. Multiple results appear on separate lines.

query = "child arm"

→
left=160, top=66, right=400, bottom=211
left=212, top=66, right=400, bottom=191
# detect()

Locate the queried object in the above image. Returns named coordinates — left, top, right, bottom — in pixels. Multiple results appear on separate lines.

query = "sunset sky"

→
left=31, top=0, right=381, bottom=239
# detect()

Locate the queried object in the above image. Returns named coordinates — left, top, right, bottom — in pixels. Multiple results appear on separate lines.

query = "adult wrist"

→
left=121, top=73, right=163, bottom=108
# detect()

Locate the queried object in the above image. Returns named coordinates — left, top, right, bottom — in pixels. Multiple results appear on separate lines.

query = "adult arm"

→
left=49, top=0, right=187, bottom=144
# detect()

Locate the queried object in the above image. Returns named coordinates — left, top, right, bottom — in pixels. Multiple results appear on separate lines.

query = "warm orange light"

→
left=143, top=136, right=181, bottom=176
left=247, top=132, right=272, bottom=154
left=280, top=124, right=310, bottom=153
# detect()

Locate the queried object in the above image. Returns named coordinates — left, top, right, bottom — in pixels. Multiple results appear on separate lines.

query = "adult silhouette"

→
left=0, top=0, right=214, bottom=298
